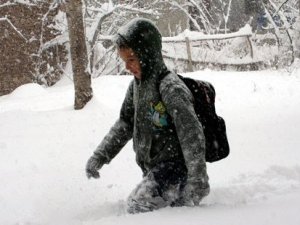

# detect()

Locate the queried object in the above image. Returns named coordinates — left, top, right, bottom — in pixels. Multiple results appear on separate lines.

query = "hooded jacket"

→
left=94, top=18, right=209, bottom=184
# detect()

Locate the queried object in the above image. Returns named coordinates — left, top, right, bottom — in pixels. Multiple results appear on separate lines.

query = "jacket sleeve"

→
left=93, top=80, right=134, bottom=164
left=160, top=76, right=209, bottom=183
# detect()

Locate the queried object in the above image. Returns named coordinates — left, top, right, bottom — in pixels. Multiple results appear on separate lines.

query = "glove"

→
left=85, top=154, right=105, bottom=179
left=183, top=180, right=210, bottom=206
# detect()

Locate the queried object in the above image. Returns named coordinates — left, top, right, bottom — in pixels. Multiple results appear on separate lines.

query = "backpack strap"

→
left=158, top=69, right=171, bottom=82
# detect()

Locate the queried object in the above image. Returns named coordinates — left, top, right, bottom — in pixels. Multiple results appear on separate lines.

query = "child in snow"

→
left=86, top=18, right=210, bottom=213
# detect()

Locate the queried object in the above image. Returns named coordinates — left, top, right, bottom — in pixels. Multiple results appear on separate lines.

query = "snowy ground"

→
left=1, top=66, right=300, bottom=225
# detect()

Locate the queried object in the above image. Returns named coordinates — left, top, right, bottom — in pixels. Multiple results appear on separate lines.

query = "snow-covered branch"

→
left=0, top=17, right=28, bottom=41
left=87, top=5, right=158, bottom=16
left=187, top=0, right=213, bottom=31
left=224, top=0, right=233, bottom=33
left=158, top=0, right=202, bottom=31
left=267, top=0, right=295, bottom=64
left=42, top=33, right=68, bottom=50
left=87, top=2, right=160, bottom=73
left=0, top=3, right=17, bottom=8
left=0, top=0, right=40, bottom=7
left=274, top=0, right=292, bottom=16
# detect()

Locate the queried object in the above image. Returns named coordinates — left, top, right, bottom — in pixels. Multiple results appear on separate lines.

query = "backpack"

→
left=160, top=72, right=230, bottom=163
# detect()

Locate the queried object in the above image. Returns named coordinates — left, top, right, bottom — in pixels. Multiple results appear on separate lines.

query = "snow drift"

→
left=0, top=67, right=300, bottom=225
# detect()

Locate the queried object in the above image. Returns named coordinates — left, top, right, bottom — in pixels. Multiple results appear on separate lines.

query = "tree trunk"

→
left=65, top=0, right=93, bottom=110
left=297, top=2, right=300, bottom=58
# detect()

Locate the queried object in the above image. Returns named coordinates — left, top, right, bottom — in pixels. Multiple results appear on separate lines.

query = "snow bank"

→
left=0, top=69, right=300, bottom=225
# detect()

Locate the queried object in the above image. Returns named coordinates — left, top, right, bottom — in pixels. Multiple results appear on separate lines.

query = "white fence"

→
left=93, top=25, right=274, bottom=75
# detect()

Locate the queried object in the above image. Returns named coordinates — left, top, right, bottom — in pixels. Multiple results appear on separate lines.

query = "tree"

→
left=65, top=0, right=93, bottom=109
left=260, top=0, right=300, bottom=65
left=187, top=0, right=212, bottom=32
left=85, top=0, right=159, bottom=74
left=0, top=0, right=68, bottom=96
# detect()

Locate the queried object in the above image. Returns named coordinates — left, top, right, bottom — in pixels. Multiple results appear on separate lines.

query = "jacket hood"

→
left=114, top=18, right=167, bottom=81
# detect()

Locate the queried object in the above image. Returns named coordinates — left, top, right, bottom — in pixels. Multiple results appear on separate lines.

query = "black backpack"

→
left=161, top=72, right=230, bottom=163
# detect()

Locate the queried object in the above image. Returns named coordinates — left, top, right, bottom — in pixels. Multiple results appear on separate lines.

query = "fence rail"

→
left=97, top=26, right=256, bottom=72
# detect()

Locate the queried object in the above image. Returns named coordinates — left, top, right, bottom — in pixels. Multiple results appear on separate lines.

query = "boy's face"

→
left=118, top=48, right=142, bottom=80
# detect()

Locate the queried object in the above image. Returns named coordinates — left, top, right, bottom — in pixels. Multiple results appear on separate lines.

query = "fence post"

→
left=246, top=35, right=254, bottom=59
left=185, top=37, right=193, bottom=72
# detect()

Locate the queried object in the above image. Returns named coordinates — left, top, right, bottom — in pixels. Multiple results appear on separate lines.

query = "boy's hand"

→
left=85, top=155, right=105, bottom=179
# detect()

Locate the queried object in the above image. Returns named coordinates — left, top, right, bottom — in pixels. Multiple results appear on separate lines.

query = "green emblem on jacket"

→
left=150, top=101, right=169, bottom=128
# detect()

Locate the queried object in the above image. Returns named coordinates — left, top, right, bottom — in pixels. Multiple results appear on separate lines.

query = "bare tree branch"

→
left=0, top=17, right=28, bottom=41
left=87, top=2, right=160, bottom=73
left=274, top=0, right=292, bottom=16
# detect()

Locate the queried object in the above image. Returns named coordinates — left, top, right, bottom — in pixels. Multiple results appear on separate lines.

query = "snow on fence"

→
left=161, top=25, right=254, bottom=71
left=96, top=24, right=260, bottom=73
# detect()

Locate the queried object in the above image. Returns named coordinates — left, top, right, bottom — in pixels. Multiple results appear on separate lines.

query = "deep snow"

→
left=1, top=67, right=300, bottom=225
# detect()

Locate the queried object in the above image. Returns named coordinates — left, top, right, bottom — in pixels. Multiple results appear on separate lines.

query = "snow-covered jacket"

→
left=94, top=18, right=209, bottom=184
